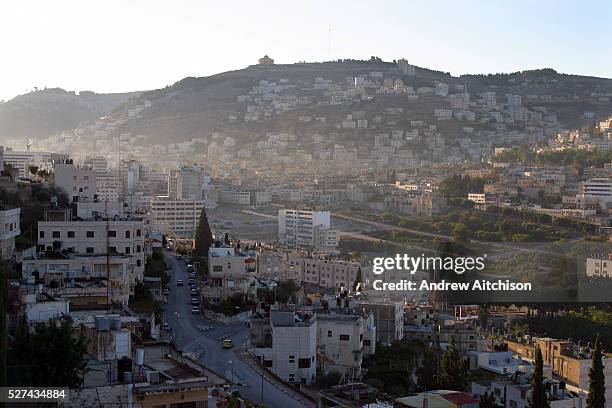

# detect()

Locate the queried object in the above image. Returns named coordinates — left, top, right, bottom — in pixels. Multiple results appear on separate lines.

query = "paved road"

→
left=163, top=252, right=311, bottom=408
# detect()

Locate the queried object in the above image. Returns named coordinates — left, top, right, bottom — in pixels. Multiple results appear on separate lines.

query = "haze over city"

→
left=1, top=0, right=611, bottom=101
left=1, top=2, right=611, bottom=408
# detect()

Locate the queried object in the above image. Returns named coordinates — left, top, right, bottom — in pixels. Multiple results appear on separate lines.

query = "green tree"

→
left=586, top=335, right=606, bottom=408
left=511, top=321, right=529, bottom=340
left=194, top=208, right=213, bottom=258
left=415, top=348, right=438, bottom=391
left=479, top=391, right=497, bottom=408
left=439, top=336, right=468, bottom=391
left=528, top=347, right=550, bottom=408
left=8, top=318, right=87, bottom=387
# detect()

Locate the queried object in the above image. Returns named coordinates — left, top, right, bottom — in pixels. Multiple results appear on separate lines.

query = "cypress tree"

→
left=528, top=347, right=550, bottom=408
left=439, top=336, right=468, bottom=390
left=194, top=208, right=213, bottom=258
left=586, top=335, right=606, bottom=408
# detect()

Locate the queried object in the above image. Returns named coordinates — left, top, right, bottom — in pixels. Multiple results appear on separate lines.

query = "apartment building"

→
left=288, top=254, right=361, bottom=291
left=352, top=299, right=404, bottom=345
left=36, top=206, right=146, bottom=282
left=202, top=244, right=257, bottom=304
left=1, top=149, right=68, bottom=178
left=250, top=311, right=317, bottom=385
left=22, top=255, right=133, bottom=305
left=506, top=337, right=612, bottom=402
left=316, top=312, right=376, bottom=379
left=278, top=209, right=339, bottom=251
left=385, top=191, right=447, bottom=217
left=586, top=254, right=612, bottom=278
left=168, top=164, right=208, bottom=200
left=149, top=196, right=205, bottom=237
left=438, top=322, right=481, bottom=353
left=576, top=178, right=612, bottom=208
left=54, top=160, right=97, bottom=203
left=0, top=207, right=20, bottom=260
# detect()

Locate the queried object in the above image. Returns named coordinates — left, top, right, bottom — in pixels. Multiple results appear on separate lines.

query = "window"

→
left=264, top=360, right=273, bottom=368
left=108, top=230, right=116, bottom=237
left=288, top=356, right=295, bottom=364
left=67, top=231, right=75, bottom=238
left=136, top=229, right=141, bottom=237
left=136, top=245, right=141, bottom=252
left=86, top=247, right=94, bottom=254
left=340, top=334, right=350, bottom=341
left=125, top=231, right=131, bottom=238
left=125, top=247, right=131, bottom=254
left=86, top=231, right=95, bottom=238
left=52, top=231, right=60, bottom=238
left=137, top=260, right=142, bottom=267
left=298, top=358, right=310, bottom=368
left=363, top=340, right=371, bottom=347
left=39, top=231, right=45, bottom=238
left=327, top=330, right=332, bottom=337
left=288, top=374, right=295, bottom=382
left=213, top=265, right=223, bottom=272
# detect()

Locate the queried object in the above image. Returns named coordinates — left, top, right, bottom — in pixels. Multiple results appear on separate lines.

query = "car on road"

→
left=191, top=307, right=200, bottom=315
left=222, top=339, right=233, bottom=349
left=163, top=322, right=170, bottom=331
left=177, top=279, right=183, bottom=286
left=186, top=265, right=194, bottom=272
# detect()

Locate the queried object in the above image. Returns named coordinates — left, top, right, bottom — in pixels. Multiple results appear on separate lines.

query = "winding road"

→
left=163, top=252, right=312, bottom=408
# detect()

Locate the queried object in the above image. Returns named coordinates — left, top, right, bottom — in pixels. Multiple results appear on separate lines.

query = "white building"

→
left=316, top=312, right=375, bottom=379
left=54, top=160, right=97, bottom=203
left=0, top=207, right=20, bottom=260
left=1, top=149, right=68, bottom=178
left=586, top=255, right=612, bottom=278
left=578, top=178, right=612, bottom=208
left=202, top=244, right=257, bottom=304
left=36, top=207, right=146, bottom=282
left=149, top=196, right=205, bottom=237
left=397, top=58, right=415, bottom=76
left=252, top=311, right=317, bottom=385
left=278, top=209, right=339, bottom=251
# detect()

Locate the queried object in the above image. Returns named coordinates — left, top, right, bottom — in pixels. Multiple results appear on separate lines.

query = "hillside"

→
left=79, top=61, right=612, bottom=146
left=6, top=61, right=612, bottom=146
left=0, top=88, right=141, bottom=140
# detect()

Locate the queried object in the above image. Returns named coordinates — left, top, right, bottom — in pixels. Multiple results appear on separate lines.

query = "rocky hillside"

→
left=0, top=88, right=141, bottom=140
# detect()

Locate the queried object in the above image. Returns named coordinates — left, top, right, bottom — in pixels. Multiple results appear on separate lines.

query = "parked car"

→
left=163, top=322, right=170, bottom=331
left=191, top=307, right=200, bottom=315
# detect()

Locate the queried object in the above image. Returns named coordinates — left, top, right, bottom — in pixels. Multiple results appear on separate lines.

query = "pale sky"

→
left=1, top=0, right=611, bottom=101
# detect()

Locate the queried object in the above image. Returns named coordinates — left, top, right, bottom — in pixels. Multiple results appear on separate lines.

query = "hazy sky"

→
left=1, top=0, right=611, bottom=101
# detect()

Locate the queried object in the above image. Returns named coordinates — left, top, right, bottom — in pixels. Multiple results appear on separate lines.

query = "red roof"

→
left=443, top=392, right=478, bottom=405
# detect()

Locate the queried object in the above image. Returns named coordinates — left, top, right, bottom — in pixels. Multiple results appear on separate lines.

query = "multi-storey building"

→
left=1, top=149, right=68, bottom=178
left=315, top=312, right=375, bottom=379
left=278, top=209, right=339, bottom=251
left=54, top=160, right=97, bottom=202
left=352, top=299, right=404, bottom=345
left=35, top=205, right=146, bottom=283
left=288, top=254, right=361, bottom=291
left=201, top=244, right=257, bottom=304
left=0, top=207, right=20, bottom=260
left=149, top=196, right=205, bottom=237
left=250, top=310, right=318, bottom=385
left=585, top=254, right=612, bottom=278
